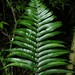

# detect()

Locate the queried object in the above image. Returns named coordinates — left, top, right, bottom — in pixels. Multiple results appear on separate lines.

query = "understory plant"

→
left=3, top=0, right=73, bottom=75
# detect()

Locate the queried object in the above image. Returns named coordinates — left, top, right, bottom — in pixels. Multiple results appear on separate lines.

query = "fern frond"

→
left=4, top=0, right=73, bottom=75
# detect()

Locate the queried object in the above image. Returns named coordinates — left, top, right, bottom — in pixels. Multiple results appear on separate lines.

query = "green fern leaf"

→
left=4, top=0, right=73, bottom=75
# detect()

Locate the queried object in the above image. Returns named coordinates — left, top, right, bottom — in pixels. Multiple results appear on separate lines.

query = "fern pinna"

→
left=4, top=0, right=73, bottom=75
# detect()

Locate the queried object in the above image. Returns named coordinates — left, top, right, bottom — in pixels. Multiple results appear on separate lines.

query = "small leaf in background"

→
left=16, top=5, right=21, bottom=12
left=0, top=22, right=8, bottom=29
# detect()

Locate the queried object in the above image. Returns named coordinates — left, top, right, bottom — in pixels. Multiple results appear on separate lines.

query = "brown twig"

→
left=5, top=0, right=17, bottom=75
left=6, top=0, right=17, bottom=48
left=1, top=30, right=11, bottom=41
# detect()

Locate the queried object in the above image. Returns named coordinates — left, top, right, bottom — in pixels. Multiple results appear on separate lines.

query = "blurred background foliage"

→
left=0, top=0, right=75, bottom=75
